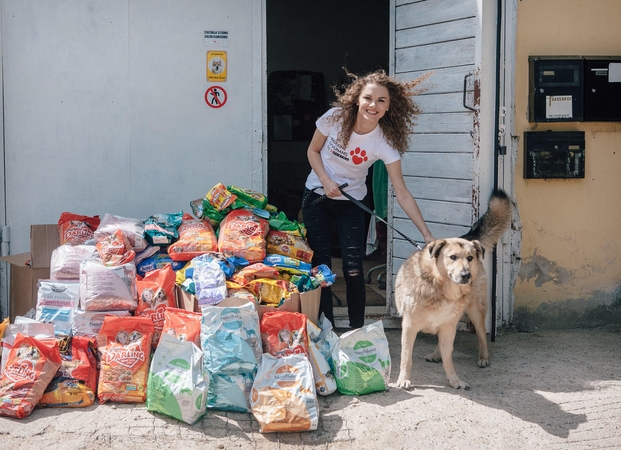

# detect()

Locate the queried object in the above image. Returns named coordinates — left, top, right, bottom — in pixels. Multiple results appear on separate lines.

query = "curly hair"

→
left=328, top=68, right=429, bottom=155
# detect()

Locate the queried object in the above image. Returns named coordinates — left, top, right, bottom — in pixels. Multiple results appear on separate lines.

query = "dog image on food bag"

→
left=395, top=189, right=513, bottom=390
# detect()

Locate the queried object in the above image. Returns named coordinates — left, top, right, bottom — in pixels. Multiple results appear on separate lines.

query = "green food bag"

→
left=147, top=333, right=209, bottom=424
left=332, top=321, right=391, bottom=395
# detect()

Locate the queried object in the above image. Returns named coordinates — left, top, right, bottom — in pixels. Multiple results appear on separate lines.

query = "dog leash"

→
left=311, top=183, right=424, bottom=251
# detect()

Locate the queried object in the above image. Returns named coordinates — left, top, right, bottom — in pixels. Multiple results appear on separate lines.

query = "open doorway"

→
left=266, top=0, right=389, bottom=221
left=266, top=0, right=390, bottom=310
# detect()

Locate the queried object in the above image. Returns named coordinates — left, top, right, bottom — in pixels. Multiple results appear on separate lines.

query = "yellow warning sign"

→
left=207, top=51, right=227, bottom=82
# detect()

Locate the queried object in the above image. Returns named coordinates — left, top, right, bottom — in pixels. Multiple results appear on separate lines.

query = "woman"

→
left=301, top=69, right=435, bottom=329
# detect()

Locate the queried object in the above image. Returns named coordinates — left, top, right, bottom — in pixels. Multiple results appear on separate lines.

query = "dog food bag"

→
left=207, top=371, right=255, bottom=412
left=57, top=212, right=101, bottom=246
left=135, top=264, right=177, bottom=347
left=38, top=336, right=98, bottom=408
left=96, top=229, right=136, bottom=267
left=247, top=278, right=298, bottom=307
left=226, top=281, right=259, bottom=301
left=94, top=213, right=147, bottom=252
left=268, top=211, right=306, bottom=238
left=143, top=212, right=183, bottom=245
left=332, top=321, right=391, bottom=396
left=0, top=322, right=55, bottom=377
left=263, top=254, right=312, bottom=275
left=200, top=302, right=262, bottom=375
left=97, top=316, right=154, bottom=403
left=147, top=333, right=208, bottom=424
left=35, top=280, right=80, bottom=337
left=167, top=213, right=218, bottom=262
left=266, top=231, right=314, bottom=264
left=80, top=260, right=138, bottom=311
left=206, top=183, right=237, bottom=211
left=306, top=319, right=337, bottom=396
left=250, top=353, right=319, bottom=433
left=0, top=333, right=62, bottom=419
left=260, top=311, right=308, bottom=358
left=231, top=262, right=280, bottom=286
left=193, top=257, right=228, bottom=306
left=160, top=307, right=202, bottom=347
left=136, top=252, right=184, bottom=278
left=50, top=244, right=98, bottom=280
left=72, top=309, right=132, bottom=338
left=218, top=209, right=270, bottom=263
left=227, top=185, right=268, bottom=210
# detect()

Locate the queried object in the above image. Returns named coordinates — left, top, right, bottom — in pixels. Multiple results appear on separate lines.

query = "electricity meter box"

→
left=524, top=131, right=585, bottom=179
left=583, top=56, right=621, bottom=121
left=529, top=56, right=584, bottom=122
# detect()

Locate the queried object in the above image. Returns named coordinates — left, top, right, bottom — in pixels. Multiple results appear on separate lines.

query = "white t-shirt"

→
left=305, top=107, right=401, bottom=201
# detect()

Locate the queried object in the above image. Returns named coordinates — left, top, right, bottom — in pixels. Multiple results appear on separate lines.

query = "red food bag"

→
left=231, top=262, right=280, bottom=286
left=167, top=213, right=218, bottom=262
left=159, top=307, right=202, bottom=348
left=0, top=333, right=62, bottom=418
left=38, top=336, right=98, bottom=408
left=218, top=209, right=270, bottom=263
left=135, top=264, right=177, bottom=347
left=58, top=212, right=100, bottom=245
left=96, top=229, right=136, bottom=266
left=260, top=311, right=308, bottom=358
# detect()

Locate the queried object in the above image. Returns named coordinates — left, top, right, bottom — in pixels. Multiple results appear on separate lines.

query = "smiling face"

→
left=356, top=83, right=390, bottom=128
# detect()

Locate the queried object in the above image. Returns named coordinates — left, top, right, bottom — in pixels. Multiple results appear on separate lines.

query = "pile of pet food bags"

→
left=0, top=183, right=391, bottom=432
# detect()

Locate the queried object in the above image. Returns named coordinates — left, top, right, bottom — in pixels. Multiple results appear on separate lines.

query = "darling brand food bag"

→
left=97, top=316, right=154, bottom=403
left=332, top=321, right=391, bottom=396
left=147, top=333, right=208, bottom=425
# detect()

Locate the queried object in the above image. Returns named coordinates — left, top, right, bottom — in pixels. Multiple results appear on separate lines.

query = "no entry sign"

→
left=205, top=86, right=227, bottom=108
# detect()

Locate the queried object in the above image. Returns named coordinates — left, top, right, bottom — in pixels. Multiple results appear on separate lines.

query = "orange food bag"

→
left=206, top=183, right=237, bottom=211
left=0, top=333, right=62, bottom=418
left=135, top=264, right=177, bottom=347
left=231, top=263, right=280, bottom=286
left=260, top=311, right=308, bottom=358
left=39, top=336, right=98, bottom=408
left=218, top=209, right=270, bottom=263
left=167, top=213, right=218, bottom=262
left=58, top=212, right=101, bottom=245
left=160, top=307, right=202, bottom=348
left=96, top=229, right=136, bottom=266
left=97, top=316, right=154, bottom=403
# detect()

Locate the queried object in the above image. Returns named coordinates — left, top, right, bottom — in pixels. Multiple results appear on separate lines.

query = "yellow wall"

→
left=514, top=1, right=621, bottom=313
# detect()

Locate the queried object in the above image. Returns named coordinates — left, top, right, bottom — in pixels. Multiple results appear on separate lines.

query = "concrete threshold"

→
left=333, top=305, right=401, bottom=330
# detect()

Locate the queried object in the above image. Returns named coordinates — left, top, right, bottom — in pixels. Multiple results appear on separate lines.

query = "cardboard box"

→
left=299, top=287, right=321, bottom=325
left=175, top=284, right=200, bottom=313
left=0, top=224, right=59, bottom=321
left=176, top=284, right=301, bottom=318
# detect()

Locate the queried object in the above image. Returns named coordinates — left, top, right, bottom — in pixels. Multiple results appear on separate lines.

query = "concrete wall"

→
left=513, top=0, right=621, bottom=329
left=1, top=0, right=264, bottom=255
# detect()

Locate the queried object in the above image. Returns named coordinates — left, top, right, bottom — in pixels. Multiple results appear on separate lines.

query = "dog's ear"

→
left=428, top=239, right=446, bottom=259
left=472, top=240, right=485, bottom=259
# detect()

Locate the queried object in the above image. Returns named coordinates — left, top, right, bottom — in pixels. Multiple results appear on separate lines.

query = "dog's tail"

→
left=460, top=189, right=513, bottom=251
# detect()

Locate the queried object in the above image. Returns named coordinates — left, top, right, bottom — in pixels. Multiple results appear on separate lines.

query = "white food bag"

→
left=147, top=333, right=208, bottom=425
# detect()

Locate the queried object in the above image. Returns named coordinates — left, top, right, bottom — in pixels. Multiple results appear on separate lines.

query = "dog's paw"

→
left=395, top=378, right=412, bottom=390
left=477, top=357, right=490, bottom=368
left=448, top=377, right=470, bottom=390
left=424, top=353, right=442, bottom=363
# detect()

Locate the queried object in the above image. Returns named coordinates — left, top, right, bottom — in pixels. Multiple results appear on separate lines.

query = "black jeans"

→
left=301, top=188, right=366, bottom=329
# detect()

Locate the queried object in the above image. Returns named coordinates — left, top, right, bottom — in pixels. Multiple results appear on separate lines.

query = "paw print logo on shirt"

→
left=350, top=147, right=368, bottom=165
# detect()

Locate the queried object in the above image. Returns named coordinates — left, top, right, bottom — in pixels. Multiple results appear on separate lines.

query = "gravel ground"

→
left=1, top=327, right=620, bottom=450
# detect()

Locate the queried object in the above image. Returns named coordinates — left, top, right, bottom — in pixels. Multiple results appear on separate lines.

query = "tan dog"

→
left=395, top=189, right=513, bottom=390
